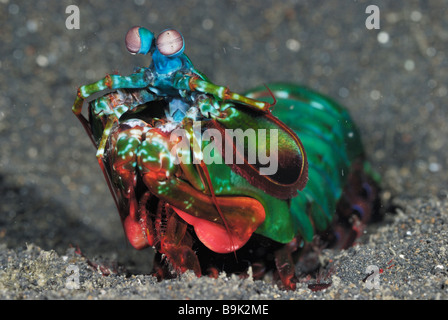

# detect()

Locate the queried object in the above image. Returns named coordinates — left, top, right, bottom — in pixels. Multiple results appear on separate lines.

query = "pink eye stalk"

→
left=156, top=29, right=184, bottom=56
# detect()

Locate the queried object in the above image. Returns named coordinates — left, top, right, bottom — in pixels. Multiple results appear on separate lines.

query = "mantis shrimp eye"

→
left=156, top=29, right=185, bottom=57
left=125, top=26, right=141, bottom=54
left=125, top=26, right=154, bottom=55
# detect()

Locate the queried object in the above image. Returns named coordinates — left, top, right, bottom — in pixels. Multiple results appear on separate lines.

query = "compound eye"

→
left=125, top=26, right=142, bottom=54
left=125, top=26, right=154, bottom=55
left=156, top=29, right=184, bottom=56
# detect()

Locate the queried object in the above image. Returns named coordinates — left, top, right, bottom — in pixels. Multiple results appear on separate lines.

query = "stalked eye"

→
left=156, top=29, right=184, bottom=57
left=125, top=26, right=154, bottom=55
left=125, top=26, right=141, bottom=54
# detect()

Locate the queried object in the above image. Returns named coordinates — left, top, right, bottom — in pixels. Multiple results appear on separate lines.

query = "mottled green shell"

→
left=245, top=83, right=366, bottom=243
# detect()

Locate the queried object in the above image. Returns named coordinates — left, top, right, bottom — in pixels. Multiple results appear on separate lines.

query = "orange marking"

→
left=104, top=74, right=113, bottom=89
left=77, top=87, right=84, bottom=99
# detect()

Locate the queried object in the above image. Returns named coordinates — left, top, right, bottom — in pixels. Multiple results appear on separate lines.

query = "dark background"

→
left=1, top=0, right=447, bottom=299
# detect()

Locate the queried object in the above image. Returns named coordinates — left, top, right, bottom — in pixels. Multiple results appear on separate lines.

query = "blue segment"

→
left=138, top=28, right=155, bottom=54
left=168, top=98, right=189, bottom=122
left=153, top=50, right=183, bottom=74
